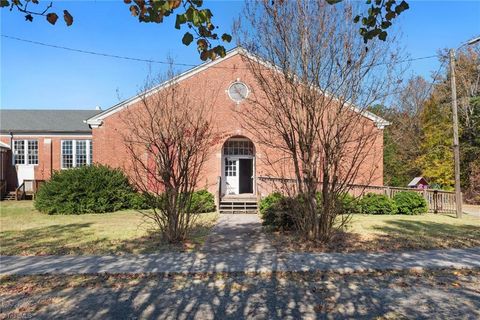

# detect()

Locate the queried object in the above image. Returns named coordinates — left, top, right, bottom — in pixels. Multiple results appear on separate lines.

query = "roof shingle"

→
left=0, top=109, right=100, bottom=134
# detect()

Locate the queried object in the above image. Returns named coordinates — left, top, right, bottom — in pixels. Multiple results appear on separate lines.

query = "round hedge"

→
left=35, top=165, right=137, bottom=214
left=189, top=190, right=216, bottom=213
left=259, top=192, right=284, bottom=227
left=359, top=193, right=398, bottom=215
left=259, top=192, right=296, bottom=230
left=393, top=191, right=428, bottom=215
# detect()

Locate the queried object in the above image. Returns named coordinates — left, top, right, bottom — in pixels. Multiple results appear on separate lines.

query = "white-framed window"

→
left=13, top=140, right=38, bottom=165
left=225, top=159, right=237, bottom=177
left=27, top=140, right=38, bottom=164
left=61, top=140, right=92, bottom=169
left=223, top=139, right=254, bottom=156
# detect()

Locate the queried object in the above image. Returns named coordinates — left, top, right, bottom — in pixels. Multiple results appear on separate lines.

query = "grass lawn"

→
left=270, top=213, right=480, bottom=253
left=0, top=201, right=218, bottom=256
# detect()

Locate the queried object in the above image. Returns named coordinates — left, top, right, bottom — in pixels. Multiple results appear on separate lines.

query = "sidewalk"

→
left=2, top=247, right=479, bottom=275
left=464, top=204, right=480, bottom=217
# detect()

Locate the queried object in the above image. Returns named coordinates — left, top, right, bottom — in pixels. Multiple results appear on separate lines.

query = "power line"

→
left=1, top=34, right=198, bottom=67
left=369, top=54, right=438, bottom=68
left=2, top=34, right=439, bottom=69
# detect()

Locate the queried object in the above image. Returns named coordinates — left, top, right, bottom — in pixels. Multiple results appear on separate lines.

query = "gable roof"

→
left=408, top=177, right=429, bottom=187
left=86, top=48, right=246, bottom=127
left=86, top=47, right=390, bottom=128
left=0, top=109, right=100, bottom=134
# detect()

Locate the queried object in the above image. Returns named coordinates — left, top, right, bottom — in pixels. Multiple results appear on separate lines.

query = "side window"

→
left=62, top=140, right=92, bottom=169
left=13, top=140, right=38, bottom=165
left=13, top=140, right=25, bottom=165
left=76, top=140, right=87, bottom=166
left=89, top=140, right=93, bottom=165
left=62, top=140, right=73, bottom=169
left=27, top=140, right=38, bottom=165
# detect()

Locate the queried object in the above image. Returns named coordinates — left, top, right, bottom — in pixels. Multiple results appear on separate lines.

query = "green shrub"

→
left=338, top=193, right=361, bottom=214
left=128, top=192, right=151, bottom=210
left=298, top=192, right=360, bottom=215
left=35, top=165, right=137, bottom=214
left=259, top=192, right=284, bottom=215
left=189, top=190, right=216, bottom=213
left=272, top=197, right=298, bottom=230
left=259, top=193, right=296, bottom=230
left=259, top=192, right=284, bottom=227
left=295, top=192, right=322, bottom=208
left=359, top=193, right=398, bottom=215
left=393, top=191, right=427, bottom=215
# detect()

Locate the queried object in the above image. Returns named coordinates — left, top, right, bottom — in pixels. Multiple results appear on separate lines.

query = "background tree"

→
left=374, top=76, right=429, bottom=186
left=454, top=48, right=480, bottom=203
left=415, top=95, right=454, bottom=189
left=414, top=47, right=479, bottom=197
left=235, top=0, right=404, bottom=242
left=373, top=46, right=478, bottom=201
left=1, top=0, right=408, bottom=59
left=121, top=68, right=221, bottom=243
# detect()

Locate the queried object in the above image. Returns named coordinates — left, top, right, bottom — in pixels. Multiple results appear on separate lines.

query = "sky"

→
left=1, top=0, right=479, bottom=110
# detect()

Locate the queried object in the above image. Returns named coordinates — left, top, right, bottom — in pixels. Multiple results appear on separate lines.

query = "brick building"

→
left=1, top=48, right=388, bottom=205
left=0, top=110, right=99, bottom=195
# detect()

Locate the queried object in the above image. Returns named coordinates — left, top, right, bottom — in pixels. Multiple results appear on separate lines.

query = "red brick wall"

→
left=92, top=53, right=385, bottom=196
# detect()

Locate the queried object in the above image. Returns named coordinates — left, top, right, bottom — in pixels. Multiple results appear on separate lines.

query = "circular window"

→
left=228, top=81, right=249, bottom=103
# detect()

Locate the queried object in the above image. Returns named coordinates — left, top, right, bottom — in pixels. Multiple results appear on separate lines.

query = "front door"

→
left=224, top=158, right=239, bottom=195
left=239, top=158, right=253, bottom=193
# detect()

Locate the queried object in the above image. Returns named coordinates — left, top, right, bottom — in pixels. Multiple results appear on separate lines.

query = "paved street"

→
left=1, top=269, right=479, bottom=319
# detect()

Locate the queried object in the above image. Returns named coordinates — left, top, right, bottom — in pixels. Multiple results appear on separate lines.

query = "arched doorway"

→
left=222, top=136, right=255, bottom=195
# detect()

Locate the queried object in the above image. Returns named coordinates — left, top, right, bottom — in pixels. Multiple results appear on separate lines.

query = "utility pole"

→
left=449, top=49, right=462, bottom=218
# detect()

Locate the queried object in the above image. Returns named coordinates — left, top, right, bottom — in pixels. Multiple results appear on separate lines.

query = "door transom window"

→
left=223, top=140, right=254, bottom=156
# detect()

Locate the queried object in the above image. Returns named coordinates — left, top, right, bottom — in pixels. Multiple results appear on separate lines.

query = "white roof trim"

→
left=87, top=47, right=390, bottom=128
left=0, top=141, right=10, bottom=149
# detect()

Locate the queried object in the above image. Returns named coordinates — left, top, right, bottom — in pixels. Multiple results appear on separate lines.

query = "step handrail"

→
left=15, top=182, right=25, bottom=200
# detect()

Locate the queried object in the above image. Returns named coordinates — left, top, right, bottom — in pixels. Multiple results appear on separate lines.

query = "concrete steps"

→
left=219, top=195, right=258, bottom=214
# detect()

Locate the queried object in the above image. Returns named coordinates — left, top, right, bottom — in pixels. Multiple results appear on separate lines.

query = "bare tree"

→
left=235, top=0, right=404, bottom=242
left=121, top=68, right=220, bottom=243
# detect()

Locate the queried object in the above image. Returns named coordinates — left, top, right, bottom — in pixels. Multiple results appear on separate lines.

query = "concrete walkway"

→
left=2, top=247, right=480, bottom=275
left=1, top=213, right=480, bottom=275
left=200, top=214, right=276, bottom=254
left=464, top=204, right=480, bottom=217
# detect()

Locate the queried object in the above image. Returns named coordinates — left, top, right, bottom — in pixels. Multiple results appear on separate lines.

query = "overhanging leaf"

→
left=175, top=13, right=186, bottom=29
left=221, top=33, right=232, bottom=43
left=182, top=32, right=194, bottom=46
left=63, top=10, right=73, bottom=26
left=46, top=12, right=58, bottom=25
left=129, top=5, right=139, bottom=17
